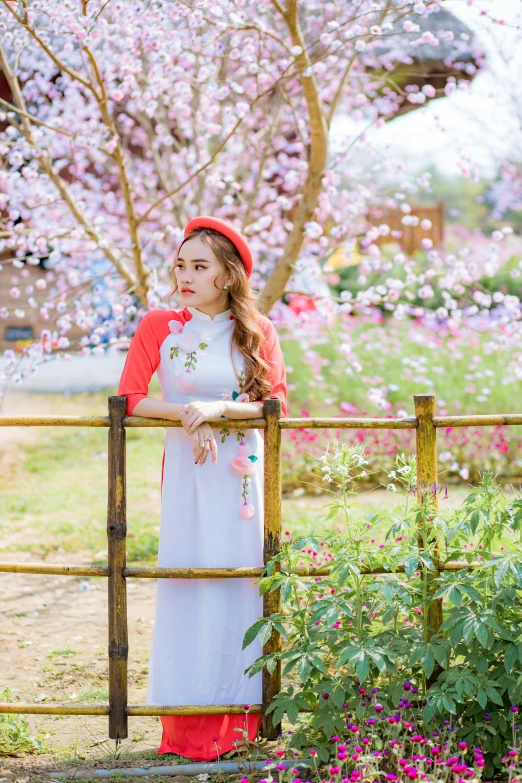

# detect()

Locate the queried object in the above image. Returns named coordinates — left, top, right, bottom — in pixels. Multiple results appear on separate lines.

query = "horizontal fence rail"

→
left=4, top=413, right=522, bottom=429
left=0, top=394, right=520, bottom=739
left=0, top=562, right=483, bottom=578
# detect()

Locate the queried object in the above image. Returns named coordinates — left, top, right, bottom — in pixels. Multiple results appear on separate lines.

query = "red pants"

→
left=157, top=713, right=264, bottom=761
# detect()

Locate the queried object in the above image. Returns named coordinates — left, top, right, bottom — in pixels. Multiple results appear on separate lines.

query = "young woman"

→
left=117, top=216, right=287, bottom=761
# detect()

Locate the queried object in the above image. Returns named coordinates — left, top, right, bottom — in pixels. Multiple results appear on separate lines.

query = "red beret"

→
left=183, top=215, right=253, bottom=278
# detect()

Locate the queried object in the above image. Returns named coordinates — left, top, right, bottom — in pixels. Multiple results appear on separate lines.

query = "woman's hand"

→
left=192, top=422, right=218, bottom=466
left=181, top=401, right=226, bottom=435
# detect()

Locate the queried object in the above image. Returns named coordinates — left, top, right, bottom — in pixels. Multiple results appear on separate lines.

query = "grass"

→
left=1, top=389, right=164, bottom=558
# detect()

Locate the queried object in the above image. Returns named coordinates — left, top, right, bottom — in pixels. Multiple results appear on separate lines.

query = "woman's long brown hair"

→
left=167, top=227, right=272, bottom=402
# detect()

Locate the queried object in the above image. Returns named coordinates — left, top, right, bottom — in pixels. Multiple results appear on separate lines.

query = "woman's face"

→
left=174, top=236, right=231, bottom=310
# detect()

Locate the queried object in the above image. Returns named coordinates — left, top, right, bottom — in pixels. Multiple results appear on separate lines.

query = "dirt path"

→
left=0, top=553, right=285, bottom=781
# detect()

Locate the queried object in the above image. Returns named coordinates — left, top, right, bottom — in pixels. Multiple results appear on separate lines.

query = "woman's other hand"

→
left=192, top=422, right=218, bottom=466
left=181, top=401, right=226, bottom=435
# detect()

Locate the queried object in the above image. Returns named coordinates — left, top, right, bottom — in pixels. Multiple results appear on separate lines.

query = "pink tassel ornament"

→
left=240, top=503, right=255, bottom=520
left=230, top=456, right=255, bottom=476
left=237, top=441, right=252, bottom=458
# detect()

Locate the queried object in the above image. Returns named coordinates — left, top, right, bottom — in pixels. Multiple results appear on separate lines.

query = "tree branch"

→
left=257, top=0, right=329, bottom=314
left=83, top=45, right=149, bottom=298
left=0, top=0, right=96, bottom=95
left=241, top=90, right=284, bottom=232
left=0, top=43, right=140, bottom=298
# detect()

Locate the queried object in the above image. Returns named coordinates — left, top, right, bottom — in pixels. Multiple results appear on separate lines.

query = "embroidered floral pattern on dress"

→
left=168, top=320, right=208, bottom=391
left=222, top=368, right=258, bottom=518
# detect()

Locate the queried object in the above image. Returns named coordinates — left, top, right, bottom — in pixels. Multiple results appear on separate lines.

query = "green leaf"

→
left=476, top=623, right=489, bottom=649
left=450, top=619, right=465, bottom=646
left=421, top=651, right=435, bottom=679
left=485, top=684, right=504, bottom=706
left=462, top=616, right=477, bottom=644
left=440, top=613, right=463, bottom=631
left=448, top=585, right=462, bottom=608
left=505, top=645, right=519, bottom=674
left=381, top=583, right=395, bottom=603
left=242, top=620, right=266, bottom=649
left=423, top=700, right=437, bottom=723
left=442, top=695, right=456, bottom=713
left=308, top=653, right=327, bottom=674
left=297, top=656, right=311, bottom=682
left=459, top=584, right=483, bottom=603
left=258, top=622, right=274, bottom=647
left=271, top=704, right=288, bottom=727
left=280, top=579, right=292, bottom=603
left=356, top=653, right=370, bottom=683
left=324, top=505, right=340, bottom=522
left=368, top=650, right=387, bottom=673
left=286, top=701, right=299, bottom=725
left=232, top=391, right=238, bottom=400
left=404, top=556, right=419, bottom=578
left=432, top=644, right=449, bottom=669
left=495, top=559, right=511, bottom=588
left=477, top=688, right=488, bottom=709
left=469, top=510, right=480, bottom=534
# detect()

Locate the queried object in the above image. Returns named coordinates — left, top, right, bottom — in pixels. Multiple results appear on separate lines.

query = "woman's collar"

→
left=185, top=306, right=233, bottom=322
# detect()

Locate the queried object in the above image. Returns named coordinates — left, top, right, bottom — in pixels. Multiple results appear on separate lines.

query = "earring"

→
left=224, top=284, right=229, bottom=290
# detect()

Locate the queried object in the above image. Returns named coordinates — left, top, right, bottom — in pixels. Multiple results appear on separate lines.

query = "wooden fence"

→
left=1, top=393, right=521, bottom=741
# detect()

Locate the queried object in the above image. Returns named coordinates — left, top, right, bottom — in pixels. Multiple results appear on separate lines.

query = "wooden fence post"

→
left=414, top=394, right=443, bottom=681
left=107, top=396, right=128, bottom=739
left=262, top=398, right=282, bottom=740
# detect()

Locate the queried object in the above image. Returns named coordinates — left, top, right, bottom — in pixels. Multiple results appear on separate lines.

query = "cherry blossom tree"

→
left=0, top=0, right=516, bottom=412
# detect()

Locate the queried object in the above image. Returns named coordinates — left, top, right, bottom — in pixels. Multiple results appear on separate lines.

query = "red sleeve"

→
left=258, top=315, right=287, bottom=418
left=117, top=310, right=179, bottom=416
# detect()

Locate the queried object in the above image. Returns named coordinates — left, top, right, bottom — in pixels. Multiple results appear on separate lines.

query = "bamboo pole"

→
left=0, top=704, right=110, bottom=715
left=0, top=561, right=482, bottom=578
left=262, top=398, right=282, bottom=740
left=124, top=417, right=266, bottom=429
left=279, top=416, right=417, bottom=430
left=434, top=414, right=522, bottom=428
left=0, top=563, right=109, bottom=576
left=0, top=415, right=110, bottom=427
left=126, top=704, right=264, bottom=716
left=2, top=413, right=522, bottom=429
left=124, top=562, right=481, bottom=576
left=414, top=394, right=443, bottom=687
left=107, top=396, right=129, bottom=740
